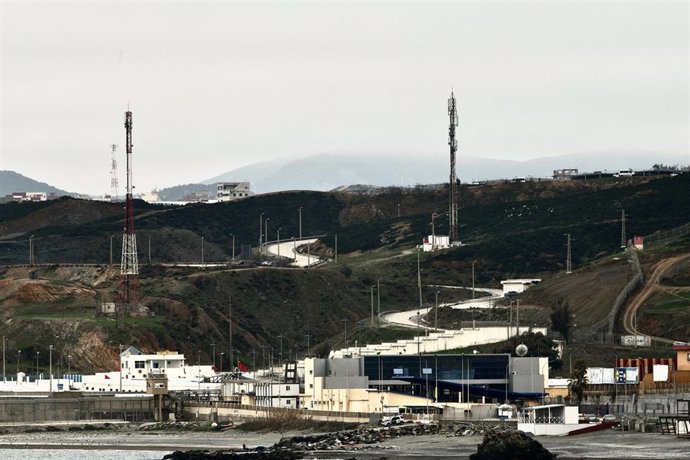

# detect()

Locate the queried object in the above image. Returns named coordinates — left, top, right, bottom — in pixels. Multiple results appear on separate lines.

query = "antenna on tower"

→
left=119, top=110, right=139, bottom=328
left=448, top=91, right=459, bottom=243
left=109, top=144, right=119, bottom=201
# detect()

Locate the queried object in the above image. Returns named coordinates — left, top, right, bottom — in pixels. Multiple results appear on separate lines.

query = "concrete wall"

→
left=333, top=327, right=547, bottom=358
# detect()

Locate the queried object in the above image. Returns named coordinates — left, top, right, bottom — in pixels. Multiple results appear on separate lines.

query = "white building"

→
left=500, top=279, right=541, bottom=295
left=217, top=182, right=252, bottom=201
left=422, top=235, right=450, bottom=252
left=518, top=404, right=580, bottom=435
left=79, top=347, right=218, bottom=393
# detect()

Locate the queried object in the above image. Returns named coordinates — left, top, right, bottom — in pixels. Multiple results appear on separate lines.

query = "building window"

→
left=135, top=361, right=145, bottom=369
left=286, top=385, right=290, bottom=391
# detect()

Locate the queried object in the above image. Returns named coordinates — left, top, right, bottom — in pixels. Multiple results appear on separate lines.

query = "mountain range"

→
left=204, top=151, right=689, bottom=194
left=3, top=151, right=688, bottom=200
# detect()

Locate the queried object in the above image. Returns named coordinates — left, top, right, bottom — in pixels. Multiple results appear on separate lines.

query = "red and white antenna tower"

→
left=120, top=110, right=138, bottom=325
left=448, top=91, right=459, bottom=243
left=109, top=144, right=119, bottom=201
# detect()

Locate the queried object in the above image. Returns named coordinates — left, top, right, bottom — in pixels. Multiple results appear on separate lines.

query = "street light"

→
left=370, top=286, right=375, bottom=326
left=110, top=234, right=114, bottom=266
left=435, top=291, right=440, bottom=331
left=277, top=228, right=281, bottom=257
left=49, top=345, right=53, bottom=394
left=259, top=213, right=264, bottom=253
left=229, top=234, right=235, bottom=262
left=298, top=207, right=303, bottom=240
left=201, top=236, right=205, bottom=267
left=16, top=349, right=21, bottom=379
left=211, top=342, right=216, bottom=367
left=36, top=351, right=40, bottom=385
left=29, top=235, right=35, bottom=265
left=220, top=352, right=224, bottom=373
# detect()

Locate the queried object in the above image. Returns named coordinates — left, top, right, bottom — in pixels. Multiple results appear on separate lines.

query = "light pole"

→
left=435, top=291, right=440, bottom=331
left=298, top=207, right=303, bottom=240
left=49, top=345, right=53, bottom=394
left=67, top=354, right=71, bottom=388
left=377, top=278, right=381, bottom=320
left=201, top=236, right=204, bottom=267
left=211, top=342, right=216, bottom=367
left=2, top=335, right=5, bottom=383
left=220, top=352, right=224, bottom=373
left=277, top=228, right=281, bottom=257
left=341, top=318, right=349, bottom=347
left=118, top=344, right=123, bottom=392
left=264, top=218, right=270, bottom=251
left=29, top=235, right=34, bottom=265
left=397, top=203, right=400, bottom=218
left=471, top=260, right=476, bottom=299
left=36, top=351, right=40, bottom=385
left=229, top=234, right=235, bottom=262
left=278, top=334, right=284, bottom=364
left=110, top=234, right=114, bottom=266
left=370, top=286, right=375, bottom=326
left=148, top=234, right=151, bottom=264
left=259, top=213, right=264, bottom=253
left=16, top=349, right=20, bottom=380
left=431, top=213, right=436, bottom=250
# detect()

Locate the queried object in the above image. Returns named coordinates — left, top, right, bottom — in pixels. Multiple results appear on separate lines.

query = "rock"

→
left=469, top=428, right=557, bottom=460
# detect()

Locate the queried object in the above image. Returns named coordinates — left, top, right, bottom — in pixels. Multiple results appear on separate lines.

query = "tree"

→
left=550, top=297, right=571, bottom=341
left=568, top=359, right=588, bottom=404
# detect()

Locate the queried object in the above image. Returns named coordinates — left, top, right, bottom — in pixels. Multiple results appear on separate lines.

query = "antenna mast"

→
left=448, top=92, right=459, bottom=243
left=109, top=144, right=119, bottom=201
left=120, top=110, right=139, bottom=327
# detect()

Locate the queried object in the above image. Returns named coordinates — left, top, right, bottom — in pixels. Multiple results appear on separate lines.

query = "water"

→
left=0, top=449, right=164, bottom=460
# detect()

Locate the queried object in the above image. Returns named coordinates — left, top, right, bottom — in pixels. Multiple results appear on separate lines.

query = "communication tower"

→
left=109, top=144, right=119, bottom=201
left=120, top=110, right=139, bottom=326
left=448, top=91, right=459, bottom=243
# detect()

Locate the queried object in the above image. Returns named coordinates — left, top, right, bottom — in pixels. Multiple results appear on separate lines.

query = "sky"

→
left=0, top=0, right=688, bottom=195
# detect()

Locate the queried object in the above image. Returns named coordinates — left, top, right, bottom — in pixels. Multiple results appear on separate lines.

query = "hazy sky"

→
left=1, top=0, right=688, bottom=195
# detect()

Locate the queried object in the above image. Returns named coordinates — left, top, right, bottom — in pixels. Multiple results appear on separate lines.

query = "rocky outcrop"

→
left=470, top=427, right=556, bottom=460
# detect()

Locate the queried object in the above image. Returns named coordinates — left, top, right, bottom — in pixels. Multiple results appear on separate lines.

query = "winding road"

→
left=622, top=253, right=690, bottom=344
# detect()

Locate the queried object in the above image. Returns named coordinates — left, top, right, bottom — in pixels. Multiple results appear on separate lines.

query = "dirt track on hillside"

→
left=622, top=253, right=690, bottom=343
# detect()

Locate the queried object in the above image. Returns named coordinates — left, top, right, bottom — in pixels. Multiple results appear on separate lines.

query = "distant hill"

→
left=200, top=151, right=690, bottom=194
left=0, top=170, right=70, bottom=197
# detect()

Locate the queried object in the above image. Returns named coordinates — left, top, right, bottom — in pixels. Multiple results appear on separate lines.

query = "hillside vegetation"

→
left=1, top=174, right=689, bottom=372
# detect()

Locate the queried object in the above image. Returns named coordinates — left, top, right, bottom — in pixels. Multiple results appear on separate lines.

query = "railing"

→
left=519, top=416, right=565, bottom=424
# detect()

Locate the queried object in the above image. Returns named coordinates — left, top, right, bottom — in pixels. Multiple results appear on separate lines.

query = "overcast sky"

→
left=1, top=0, right=688, bottom=195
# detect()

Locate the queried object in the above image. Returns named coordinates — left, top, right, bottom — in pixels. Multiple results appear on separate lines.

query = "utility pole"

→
left=620, top=209, right=626, bottom=249
left=377, top=278, right=381, bottom=319
left=201, top=236, right=204, bottom=267
left=565, top=233, right=572, bottom=274
left=431, top=213, right=436, bottom=250
left=435, top=291, right=439, bottom=331
left=417, top=248, right=423, bottom=309
left=370, top=286, right=375, bottom=326
left=228, top=293, right=233, bottom=371
left=230, top=234, right=235, bottom=261
left=148, top=234, right=151, bottom=264
left=2, top=336, right=5, bottom=383
left=278, top=334, right=284, bottom=364
left=334, top=234, right=338, bottom=263
left=305, top=333, right=312, bottom=356
left=298, top=207, right=303, bottom=240
left=472, top=260, right=475, bottom=300
left=259, top=213, right=264, bottom=254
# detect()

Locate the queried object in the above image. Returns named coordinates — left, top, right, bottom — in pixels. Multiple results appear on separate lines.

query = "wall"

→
left=0, top=397, right=155, bottom=423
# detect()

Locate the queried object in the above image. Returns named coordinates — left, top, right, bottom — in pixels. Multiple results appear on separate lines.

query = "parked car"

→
left=380, top=415, right=405, bottom=426
left=602, top=414, right=618, bottom=423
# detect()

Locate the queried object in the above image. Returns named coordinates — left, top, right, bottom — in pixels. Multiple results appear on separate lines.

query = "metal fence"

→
left=645, top=222, right=690, bottom=248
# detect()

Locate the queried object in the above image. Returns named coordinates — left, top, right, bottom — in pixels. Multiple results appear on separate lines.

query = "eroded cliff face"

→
left=0, top=266, right=121, bottom=374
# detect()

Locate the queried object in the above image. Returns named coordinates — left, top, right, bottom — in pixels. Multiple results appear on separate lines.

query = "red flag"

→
left=238, top=361, right=249, bottom=372
left=105, top=374, right=111, bottom=379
